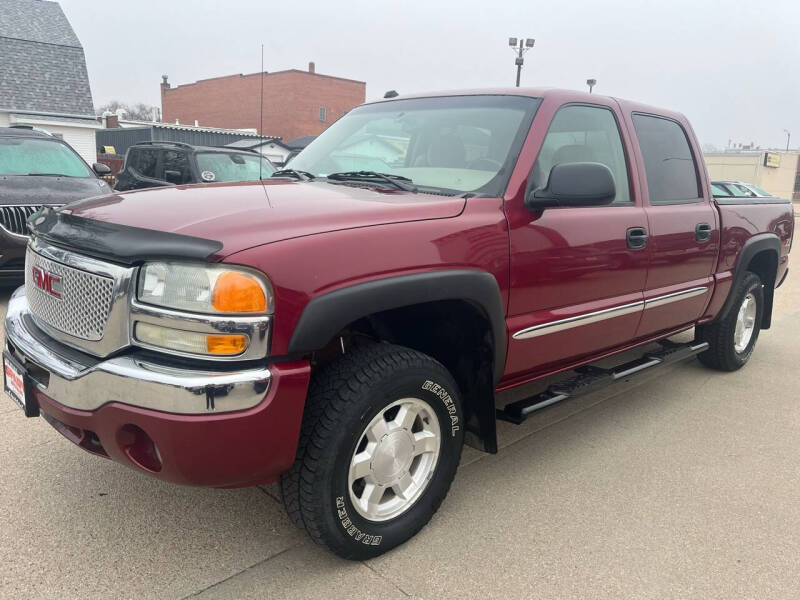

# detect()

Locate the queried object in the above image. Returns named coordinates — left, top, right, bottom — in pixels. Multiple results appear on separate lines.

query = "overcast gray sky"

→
left=61, top=0, right=799, bottom=149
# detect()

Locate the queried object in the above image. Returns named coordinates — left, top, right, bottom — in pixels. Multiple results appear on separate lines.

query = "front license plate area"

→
left=3, top=352, right=39, bottom=418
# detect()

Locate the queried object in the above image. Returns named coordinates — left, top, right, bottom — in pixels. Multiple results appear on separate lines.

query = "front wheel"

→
left=280, top=343, right=464, bottom=559
left=697, top=271, right=764, bottom=371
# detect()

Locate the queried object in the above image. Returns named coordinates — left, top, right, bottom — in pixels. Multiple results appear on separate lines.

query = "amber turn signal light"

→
left=206, top=334, right=249, bottom=355
left=212, top=272, right=267, bottom=313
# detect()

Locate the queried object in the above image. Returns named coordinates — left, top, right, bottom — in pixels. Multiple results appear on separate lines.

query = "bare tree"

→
left=96, top=100, right=159, bottom=122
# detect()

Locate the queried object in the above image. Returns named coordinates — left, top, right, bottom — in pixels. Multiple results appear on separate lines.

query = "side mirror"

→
left=164, top=169, right=182, bottom=184
left=526, top=162, right=616, bottom=210
left=92, top=162, right=112, bottom=175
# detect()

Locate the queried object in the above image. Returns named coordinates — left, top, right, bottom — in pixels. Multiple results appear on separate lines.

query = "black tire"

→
left=280, top=343, right=464, bottom=560
left=697, top=271, right=764, bottom=371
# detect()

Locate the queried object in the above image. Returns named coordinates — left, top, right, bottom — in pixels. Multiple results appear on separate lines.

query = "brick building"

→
left=160, top=63, right=365, bottom=141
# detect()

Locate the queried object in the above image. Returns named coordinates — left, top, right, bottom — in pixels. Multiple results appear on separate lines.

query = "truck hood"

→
left=1, top=175, right=111, bottom=205
left=61, top=180, right=466, bottom=258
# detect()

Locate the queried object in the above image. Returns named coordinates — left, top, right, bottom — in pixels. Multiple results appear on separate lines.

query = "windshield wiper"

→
left=271, top=169, right=315, bottom=181
left=326, top=171, right=417, bottom=192
left=25, top=173, right=75, bottom=177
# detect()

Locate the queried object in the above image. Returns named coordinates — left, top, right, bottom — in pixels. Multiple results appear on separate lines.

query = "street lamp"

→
left=784, top=129, right=791, bottom=152
left=508, top=37, right=535, bottom=87
left=586, top=78, right=597, bottom=94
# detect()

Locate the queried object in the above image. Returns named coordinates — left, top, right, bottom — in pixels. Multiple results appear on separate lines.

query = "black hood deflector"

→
left=30, top=207, right=223, bottom=265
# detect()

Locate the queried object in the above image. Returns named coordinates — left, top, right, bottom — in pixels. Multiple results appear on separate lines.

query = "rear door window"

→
left=128, top=148, right=160, bottom=179
left=632, top=114, right=700, bottom=204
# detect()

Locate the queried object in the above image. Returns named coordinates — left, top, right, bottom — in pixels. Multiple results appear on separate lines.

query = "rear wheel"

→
left=697, top=271, right=764, bottom=371
left=280, top=343, right=464, bottom=559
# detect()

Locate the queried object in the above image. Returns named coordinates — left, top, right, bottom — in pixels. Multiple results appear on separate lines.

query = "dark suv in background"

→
left=0, top=126, right=112, bottom=281
left=114, top=141, right=275, bottom=191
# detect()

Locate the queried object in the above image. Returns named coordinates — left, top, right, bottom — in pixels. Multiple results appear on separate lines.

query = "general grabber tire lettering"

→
left=279, top=343, right=464, bottom=560
left=697, top=271, right=764, bottom=372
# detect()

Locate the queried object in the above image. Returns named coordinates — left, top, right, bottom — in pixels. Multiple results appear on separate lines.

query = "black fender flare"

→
left=287, top=270, right=507, bottom=384
left=719, top=233, right=781, bottom=328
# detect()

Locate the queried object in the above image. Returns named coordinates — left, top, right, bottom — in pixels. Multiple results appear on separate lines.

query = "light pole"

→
left=784, top=129, right=791, bottom=152
left=586, top=78, right=597, bottom=94
left=508, top=37, right=535, bottom=87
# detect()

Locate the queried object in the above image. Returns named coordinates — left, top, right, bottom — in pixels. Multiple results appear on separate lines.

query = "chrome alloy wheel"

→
left=348, top=397, right=441, bottom=522
left=734, top=292, right=757, bottom=353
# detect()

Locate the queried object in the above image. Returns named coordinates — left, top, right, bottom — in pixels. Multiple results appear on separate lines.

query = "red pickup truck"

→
left=4, top=89, right=793, bottom=559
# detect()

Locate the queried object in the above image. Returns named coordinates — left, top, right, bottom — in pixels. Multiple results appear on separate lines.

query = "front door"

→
left=503, top=101, right=649, bottom=384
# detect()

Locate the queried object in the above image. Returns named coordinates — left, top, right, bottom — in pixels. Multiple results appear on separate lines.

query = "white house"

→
left=225, top=138, right=293, bottom=166
left=0, top=0, right=99, bottom=164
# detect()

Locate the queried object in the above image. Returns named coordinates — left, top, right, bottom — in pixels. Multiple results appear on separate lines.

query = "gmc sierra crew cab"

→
left=3, top=89, right=794, bottom=560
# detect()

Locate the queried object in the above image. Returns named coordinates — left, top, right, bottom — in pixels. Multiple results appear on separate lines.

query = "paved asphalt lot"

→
left=1, top=234, right=799, bottom=598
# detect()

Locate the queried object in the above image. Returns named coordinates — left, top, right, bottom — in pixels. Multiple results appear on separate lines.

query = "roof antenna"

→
left=259, top=43, right=265, bottom=181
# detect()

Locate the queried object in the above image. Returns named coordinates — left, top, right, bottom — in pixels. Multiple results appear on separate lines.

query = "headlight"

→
left=138, top=262, right=273, bottom=314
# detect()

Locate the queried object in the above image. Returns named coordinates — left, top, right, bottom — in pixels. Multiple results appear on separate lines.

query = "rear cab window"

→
left=711, top=183, right=732, bottom=197
left=632, top=114, right=701, bottom=204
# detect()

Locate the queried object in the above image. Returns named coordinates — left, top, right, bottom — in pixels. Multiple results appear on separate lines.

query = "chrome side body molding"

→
left=512, top=286, right=709, bottom=340
left=512, top=301, right=643, bottom=340
left=642, top=286, right=708, bottom=309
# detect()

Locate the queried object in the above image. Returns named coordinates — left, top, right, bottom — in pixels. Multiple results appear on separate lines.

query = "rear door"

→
left=628, top=113, right=718, bottom=338
left=503, top=100, right=649, bottom=382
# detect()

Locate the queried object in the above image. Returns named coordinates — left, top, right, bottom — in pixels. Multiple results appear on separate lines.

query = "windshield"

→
left=195, top=152, right=275, bottom=183
left=742, top=183, right=771, bottom=197
left=288, top=95, right=540, bottom=195
left=728, top=183, right=762, bottom=198
left=0, top=137, right=92, bottom=177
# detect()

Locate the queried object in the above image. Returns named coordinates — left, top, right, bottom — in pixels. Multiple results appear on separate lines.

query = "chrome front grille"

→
left=0, top=205, right=41, bottom=237
left=25, top=247, right=115, bottom=341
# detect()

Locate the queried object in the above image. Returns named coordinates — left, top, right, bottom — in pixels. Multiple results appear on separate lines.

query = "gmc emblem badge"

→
left=31, top=266, right=62, bottom=299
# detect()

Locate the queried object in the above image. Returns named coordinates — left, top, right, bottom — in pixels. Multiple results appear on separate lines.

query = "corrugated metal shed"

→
left=96, top=124, right=260, bottom=156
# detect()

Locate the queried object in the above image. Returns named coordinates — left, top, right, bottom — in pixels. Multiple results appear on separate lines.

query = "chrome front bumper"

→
left=4, top=287, right=272, bottom=414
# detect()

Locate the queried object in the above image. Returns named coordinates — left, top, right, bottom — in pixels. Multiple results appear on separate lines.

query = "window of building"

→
left=319, top=107, right=327, bottom=122
left=532, top=104, right=632, bottom=205
left=632, top=114, right=700, bottom=204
